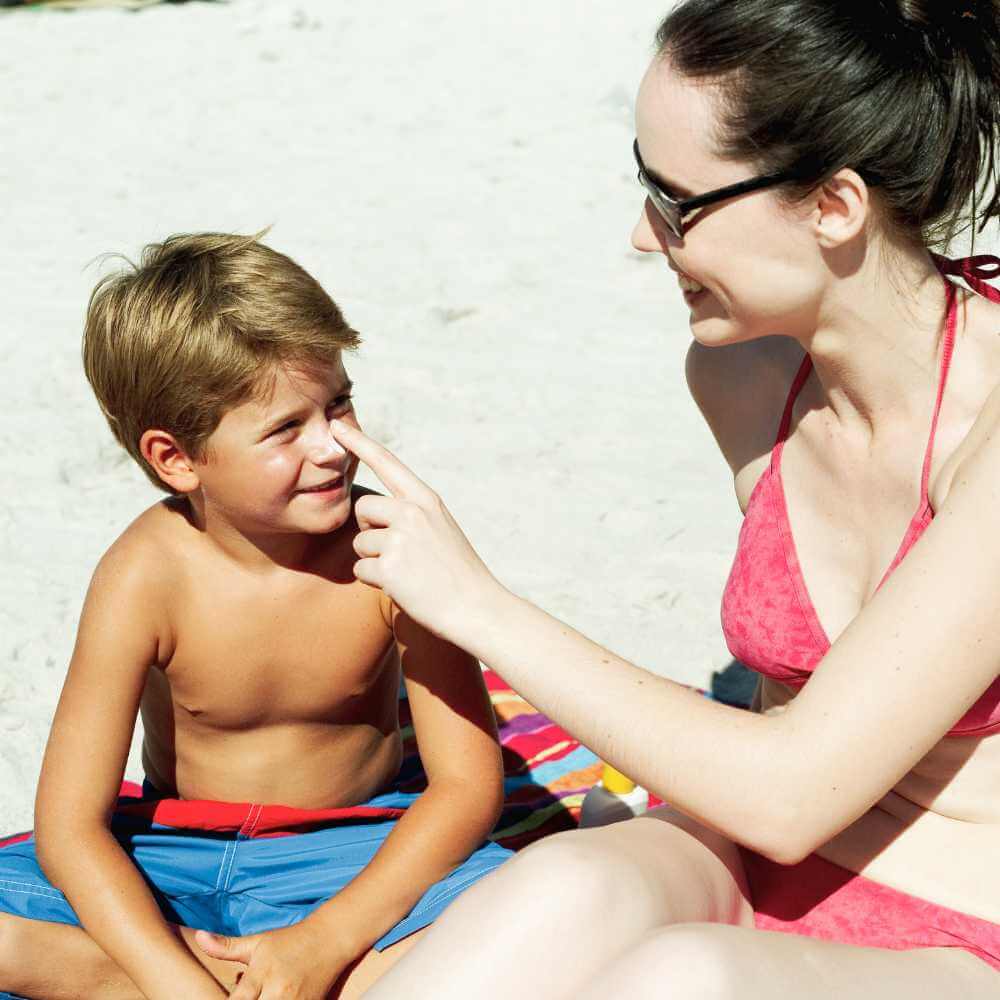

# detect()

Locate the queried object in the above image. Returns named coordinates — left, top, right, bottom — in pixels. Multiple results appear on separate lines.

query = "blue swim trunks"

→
left=0, top=779, right=512, bottom=973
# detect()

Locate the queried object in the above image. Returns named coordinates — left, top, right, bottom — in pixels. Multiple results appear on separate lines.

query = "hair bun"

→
left=897, top=0, right=993, bottom=32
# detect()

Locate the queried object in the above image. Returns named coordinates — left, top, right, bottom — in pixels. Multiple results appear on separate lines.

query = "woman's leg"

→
left=575, top=922, right=1000, bottom=999
left=364, top=805, right=754, bottom=1000
left=329, top=930, right=426, bottom=999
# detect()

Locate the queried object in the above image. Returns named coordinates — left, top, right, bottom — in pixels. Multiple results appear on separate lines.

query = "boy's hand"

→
left=195, top=923, right=352, bottom=999
left=329, top=419, right=504, bottom=647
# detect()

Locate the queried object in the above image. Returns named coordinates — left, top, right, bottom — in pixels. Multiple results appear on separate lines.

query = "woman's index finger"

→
left=329, top=420, right=431, bottom=501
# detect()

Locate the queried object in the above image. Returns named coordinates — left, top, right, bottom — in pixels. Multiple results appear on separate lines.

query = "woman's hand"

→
left=330, top=420, right=506, bottom=647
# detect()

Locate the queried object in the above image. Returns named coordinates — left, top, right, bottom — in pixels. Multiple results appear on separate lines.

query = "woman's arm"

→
left=331, top=419, right=1000, bottom=864
left=34, top=538, right=226, bottom=1000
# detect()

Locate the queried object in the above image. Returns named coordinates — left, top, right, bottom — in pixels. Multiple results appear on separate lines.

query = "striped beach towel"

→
left=401, top=668, right=666, bottom=850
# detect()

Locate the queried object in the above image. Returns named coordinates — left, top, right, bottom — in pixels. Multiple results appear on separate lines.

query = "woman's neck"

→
left=799, top=245, right=952, bottom=443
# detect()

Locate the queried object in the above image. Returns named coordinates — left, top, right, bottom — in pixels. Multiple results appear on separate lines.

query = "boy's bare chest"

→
left=153, top=573, right=397, bottom=730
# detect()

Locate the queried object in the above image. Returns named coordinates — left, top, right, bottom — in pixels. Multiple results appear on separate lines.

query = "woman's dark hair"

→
left=656, top=0, right=1000, bottom=249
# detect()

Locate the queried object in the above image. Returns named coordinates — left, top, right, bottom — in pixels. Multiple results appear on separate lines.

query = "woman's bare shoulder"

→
left=933, top=378, right=1000, bottom=509
left=684, top=335, right=805, bottom=479
left=930, top=298, right=1000, bottom=510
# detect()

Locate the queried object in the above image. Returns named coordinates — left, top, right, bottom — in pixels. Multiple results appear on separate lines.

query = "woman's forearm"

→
left=329, top=422, right=806, bottom=861
left=462, top=587, right=799, bottom=860
left=36, top=826, right=225, bottom=999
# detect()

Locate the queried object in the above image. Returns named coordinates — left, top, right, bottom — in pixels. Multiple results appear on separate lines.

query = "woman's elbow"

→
left=753, top=837, right=814, bottom=867
left=743, top=799, right=826, bottom=867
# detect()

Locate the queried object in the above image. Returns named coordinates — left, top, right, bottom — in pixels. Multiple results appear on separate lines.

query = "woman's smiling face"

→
left=631, top=56, right=827, bottom=347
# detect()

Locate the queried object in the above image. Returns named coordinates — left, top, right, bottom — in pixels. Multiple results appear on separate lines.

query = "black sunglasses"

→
left=633, top=139, right=800, bottom=239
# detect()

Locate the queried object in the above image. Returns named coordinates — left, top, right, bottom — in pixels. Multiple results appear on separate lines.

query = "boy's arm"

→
left=33, top=541, right=225, bottom=1000
left=302, top=598, right=505, bottom=959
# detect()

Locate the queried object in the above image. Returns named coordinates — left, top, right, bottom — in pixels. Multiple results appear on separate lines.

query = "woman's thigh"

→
left=364, top=806, right=756, bottom=1000
left=576, top=922, right=1000, bottom=999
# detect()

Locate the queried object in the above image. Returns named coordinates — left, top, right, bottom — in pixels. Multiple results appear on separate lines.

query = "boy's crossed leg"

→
left=0, top=911, right=424, bottom=999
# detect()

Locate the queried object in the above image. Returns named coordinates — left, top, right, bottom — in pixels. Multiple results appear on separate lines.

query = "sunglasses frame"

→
left=633, top=139, right=800, bottom=239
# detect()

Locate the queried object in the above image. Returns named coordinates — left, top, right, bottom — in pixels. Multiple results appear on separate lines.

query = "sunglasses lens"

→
left=647, top=189, right=683, bottom=238
left=652, top=197, right=683, bottom=240
left=637, top=169, right=683, bottom=239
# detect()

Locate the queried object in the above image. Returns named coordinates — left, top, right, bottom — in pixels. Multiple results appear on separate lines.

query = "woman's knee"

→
left=639, top=806, right=753, bottom=915
left=590, top=923, right=747, bottom=999
left=507, top=826, right=662, bottom=917
left=503, top=812, right=751, bottom=931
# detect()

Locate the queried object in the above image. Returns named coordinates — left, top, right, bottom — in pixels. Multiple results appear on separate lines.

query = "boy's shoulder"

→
left=94, top=498, right=190, bottom=588
left=80, top=501, right=185, bottom=660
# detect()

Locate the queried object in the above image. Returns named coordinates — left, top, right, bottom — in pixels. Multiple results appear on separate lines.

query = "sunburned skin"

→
left=137, top=491, right=405, bottom=809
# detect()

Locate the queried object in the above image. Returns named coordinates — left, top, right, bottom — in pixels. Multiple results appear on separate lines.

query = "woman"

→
left=333, top=1, right=1000, bottom=995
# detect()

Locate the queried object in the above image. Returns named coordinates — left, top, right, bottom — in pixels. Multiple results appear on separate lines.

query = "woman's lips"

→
left=677, top=273, right=704, bottom=294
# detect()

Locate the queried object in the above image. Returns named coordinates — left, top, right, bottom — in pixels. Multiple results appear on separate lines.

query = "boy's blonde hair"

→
left=83, top=231, right=360, bottom=493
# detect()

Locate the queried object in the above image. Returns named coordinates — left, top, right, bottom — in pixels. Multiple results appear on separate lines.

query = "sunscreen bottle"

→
left=579, top=763, right=650, bottom=827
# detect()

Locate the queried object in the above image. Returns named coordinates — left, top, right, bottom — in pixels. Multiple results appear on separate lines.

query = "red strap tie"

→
left=932, top=253, right=1000, bottom=303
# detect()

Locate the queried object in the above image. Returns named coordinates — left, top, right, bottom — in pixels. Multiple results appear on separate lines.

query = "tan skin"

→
left=0, top=358, right=505, bottom=1000
left=306, top=60, right=1000, bottom=999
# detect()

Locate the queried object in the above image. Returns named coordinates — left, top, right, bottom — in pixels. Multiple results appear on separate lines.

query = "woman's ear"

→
left=139, top=428, right=201, bottom=494
left=811, top=168, right=870, bottom=249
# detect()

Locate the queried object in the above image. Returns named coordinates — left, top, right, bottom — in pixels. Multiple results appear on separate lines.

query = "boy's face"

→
left=192, top=357, right=360, bottom=536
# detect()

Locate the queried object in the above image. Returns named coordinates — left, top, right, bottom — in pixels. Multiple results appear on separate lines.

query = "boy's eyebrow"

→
left=260, top=378, right=355, bottom=435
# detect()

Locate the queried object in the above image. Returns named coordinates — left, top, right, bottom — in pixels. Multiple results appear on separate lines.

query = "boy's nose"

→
left=306, top=423, right=348, bottom=463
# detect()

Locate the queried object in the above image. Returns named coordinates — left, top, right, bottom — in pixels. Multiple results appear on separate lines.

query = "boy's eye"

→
left=265, top=394, right=352, bottom=440
left=327, top=393, right=354, bottom=413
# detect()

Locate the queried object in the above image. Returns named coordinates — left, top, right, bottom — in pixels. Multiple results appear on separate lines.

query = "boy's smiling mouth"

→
left=297, top=475, right=346, bottom=495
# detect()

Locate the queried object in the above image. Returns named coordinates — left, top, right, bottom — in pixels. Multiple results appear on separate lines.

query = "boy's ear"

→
left=139, top=428, right=201, bottom=493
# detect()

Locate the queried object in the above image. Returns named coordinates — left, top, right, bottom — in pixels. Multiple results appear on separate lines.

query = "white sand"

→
left=5, top=1, right=992, bottom=835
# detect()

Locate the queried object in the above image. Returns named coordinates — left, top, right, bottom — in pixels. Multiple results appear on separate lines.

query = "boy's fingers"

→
left=195, top=929, right=254, bottom=964
left=330, top=420, right=434, bottom=503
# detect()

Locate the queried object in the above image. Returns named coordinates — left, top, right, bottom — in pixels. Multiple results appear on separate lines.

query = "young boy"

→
left=0, top=232, right=510, bottom=1000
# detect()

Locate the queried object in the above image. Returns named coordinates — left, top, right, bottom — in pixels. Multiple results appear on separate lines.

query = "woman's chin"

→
left=689, top=316, right=741, bottom=347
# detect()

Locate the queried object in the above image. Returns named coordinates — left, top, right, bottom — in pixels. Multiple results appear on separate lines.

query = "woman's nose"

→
left=631, top=199, right=672, bottom=254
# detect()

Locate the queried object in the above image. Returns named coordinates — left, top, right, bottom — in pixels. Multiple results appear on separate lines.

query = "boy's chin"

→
left=303, top=513, right=351, bottom=534
left=294, top=498, right=354, bottom=534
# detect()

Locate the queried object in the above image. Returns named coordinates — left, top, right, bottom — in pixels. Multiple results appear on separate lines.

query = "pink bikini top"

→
left=721, top=255, right=1000, bottom=738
